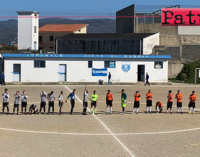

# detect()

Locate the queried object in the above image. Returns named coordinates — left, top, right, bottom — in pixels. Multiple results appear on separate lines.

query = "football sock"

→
left=146, top=107, right=148, bottom=112
left=133, top=109, right=135, bottom=113
left=107, top=108, right=109, bottom=113
left=177, top=108, right=179, bottom=112
left=110, top=108, right=112, bottom=113
left=150, top=107, right=152, bottom=112
left=137, top=108, right=139, bottom=113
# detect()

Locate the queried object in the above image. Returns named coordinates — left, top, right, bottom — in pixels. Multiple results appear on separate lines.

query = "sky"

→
left=1, top=0, right=200, bottom=20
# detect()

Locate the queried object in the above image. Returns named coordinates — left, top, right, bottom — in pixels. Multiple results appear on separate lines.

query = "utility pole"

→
left=179, top=35, right=182, bottom=60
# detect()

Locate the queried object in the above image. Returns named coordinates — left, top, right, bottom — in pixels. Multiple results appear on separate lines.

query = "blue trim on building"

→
left=2, top=54, right=171, bottom=59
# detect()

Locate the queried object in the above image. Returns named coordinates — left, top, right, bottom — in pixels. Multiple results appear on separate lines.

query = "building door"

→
left=58, top=64, right=66, bottom=82
left=137, top=65, right=145, bottom=82
left=13, top=64, right=21, bottom=82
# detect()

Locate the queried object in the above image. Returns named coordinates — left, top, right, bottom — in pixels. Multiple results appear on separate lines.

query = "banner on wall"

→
left=92, top=68, right=107, bottom=76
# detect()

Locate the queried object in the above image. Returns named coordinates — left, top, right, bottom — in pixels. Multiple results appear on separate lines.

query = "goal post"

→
left=194, top=68, right=200, bottom=84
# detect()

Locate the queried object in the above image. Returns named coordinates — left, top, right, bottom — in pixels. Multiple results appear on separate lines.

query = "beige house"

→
left=39, top=24, right=88, bottom=53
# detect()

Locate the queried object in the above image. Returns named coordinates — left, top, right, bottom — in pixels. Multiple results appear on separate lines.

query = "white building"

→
left=3, top=54, right=170, bottom=83
left=17, top=11, right=39, bottom=51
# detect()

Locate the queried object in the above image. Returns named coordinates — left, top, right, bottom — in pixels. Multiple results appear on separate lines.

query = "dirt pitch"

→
left=0, top=84, right=200, bottom=157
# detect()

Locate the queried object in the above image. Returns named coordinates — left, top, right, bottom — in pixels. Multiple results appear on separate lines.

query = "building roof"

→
left=58, top=33, right=157, bottom=39
left=17, top=11, right=39, bottom=15
left=39, top=24, right=88, bottom=33
left=2, top=54, right=171, bottom=60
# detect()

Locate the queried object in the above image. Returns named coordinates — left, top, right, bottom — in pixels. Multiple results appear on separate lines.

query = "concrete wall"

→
left=18, top=13, right=39, bottom=50
left=116, top=4, right=135, bottom=33
left=137, top=23, right=178, bottom=35
left=74, top=27, right=87, bottom=34
left=168, top=61, right=184, bottom=78
left=4, top=59, right=168, bottom=83
left=178, top=26, right=200, bottom=35
left=143, top=33, right=159, bottom=55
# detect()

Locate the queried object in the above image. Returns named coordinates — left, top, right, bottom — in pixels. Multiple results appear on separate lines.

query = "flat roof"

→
left=17, top=11, right=39, bottom=15
left=58, top=33, right=157, bottom=39
left=2, top=54, right=171, bottom=59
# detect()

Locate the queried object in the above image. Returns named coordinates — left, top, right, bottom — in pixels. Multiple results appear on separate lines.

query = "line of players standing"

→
left=1, top=87, right=198, bottom=115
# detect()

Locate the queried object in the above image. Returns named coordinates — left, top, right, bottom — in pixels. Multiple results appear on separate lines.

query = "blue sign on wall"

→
left=92, top=68, right=107, bottom=76
left=2, top=54, right=171, bottom=59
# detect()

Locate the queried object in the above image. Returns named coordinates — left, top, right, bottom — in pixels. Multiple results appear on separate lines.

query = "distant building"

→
left=116, top=4, right=200, bottom=46
left=17, top=11, right=39, bottom=51
left=39, top=24, right=88, bottom=53
left=56, top=33, right=159, bottom=55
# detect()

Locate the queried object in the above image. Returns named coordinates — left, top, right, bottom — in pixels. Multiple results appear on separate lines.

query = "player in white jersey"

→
left=39, top=90, right=47, bottom=115
left=58, top=91, right=64, bottom=115
left=21, top=90, right=28, bottom=115
left=13, top=91, right=20, bottom=115
left=2, top=88, right=10, bottom=115
left=47, top=91, right=55, bottom=115
left=83, top=85, right=89, bottom=115
left=29, top=104, right=38, bottom=115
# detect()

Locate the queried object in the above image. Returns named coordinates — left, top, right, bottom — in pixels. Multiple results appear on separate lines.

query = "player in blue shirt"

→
left=67, top=89, right=76, bottom=115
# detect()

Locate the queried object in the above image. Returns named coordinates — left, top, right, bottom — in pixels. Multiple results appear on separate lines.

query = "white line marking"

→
left=0, top=128, right=110, bottom=135
left=0, top=127, right=200, bottom=136
left=116, top=127, right=200, bottom=135
left=65, top=85, right=135, bottom=157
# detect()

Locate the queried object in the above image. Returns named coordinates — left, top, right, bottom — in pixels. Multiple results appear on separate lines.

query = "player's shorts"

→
left=59, top=102, right=63, bottom=107
left=21, top=102, right=27, bottom=107
left=83, top=102, right=88, bottom=107
left=40, top=102, right=46, bottom=108
left=14, top=104, right=19, bottom=108
left=91, top=101, right=97, bottom=107
left=71, top=99, right=75, bottom=106
left=106, top=100, right=113, bottom=107
left=134, top=101, right=140, bottom=108
left=3, top=102, right=9, bottom=107
left=146, top=100, right=152, bottom=107
left=49, top=101, right=54, bottom=107
left=167, top=102, right=173, bottom=109
left=188, top=102, right=195, bottom=108
left=177, top=102, right=182, bottom=108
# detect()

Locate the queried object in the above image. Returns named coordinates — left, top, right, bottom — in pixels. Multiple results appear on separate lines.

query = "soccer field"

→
left=0, top=84, right=200, bottom=157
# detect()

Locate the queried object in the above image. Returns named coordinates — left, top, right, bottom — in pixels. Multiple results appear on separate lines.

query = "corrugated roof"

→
left=39, top=24, right=88, bottom=33
left=58, top=33, right=157, bottom=39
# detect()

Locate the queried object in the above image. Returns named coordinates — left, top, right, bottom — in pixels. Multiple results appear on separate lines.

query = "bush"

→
left=177, top=60, right=200, bottom=83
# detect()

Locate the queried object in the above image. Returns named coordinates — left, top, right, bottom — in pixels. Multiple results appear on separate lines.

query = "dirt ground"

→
left=0, top=84, right=200, bottom=157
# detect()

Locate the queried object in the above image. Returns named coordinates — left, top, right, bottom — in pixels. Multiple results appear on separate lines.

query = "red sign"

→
left=161, top=8, right=200, bottom=26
